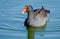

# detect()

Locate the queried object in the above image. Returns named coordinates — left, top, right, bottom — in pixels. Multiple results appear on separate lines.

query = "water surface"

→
left=0, top=0, right=60, bottom=39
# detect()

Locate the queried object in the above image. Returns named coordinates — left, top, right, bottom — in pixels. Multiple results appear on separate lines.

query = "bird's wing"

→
left=34, top=7, right=50, bottom=17
left=34, top=9, right=40, bottom=16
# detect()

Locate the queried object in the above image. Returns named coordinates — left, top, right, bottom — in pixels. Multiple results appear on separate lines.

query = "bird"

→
left=22, top=5, right=50, bottom=27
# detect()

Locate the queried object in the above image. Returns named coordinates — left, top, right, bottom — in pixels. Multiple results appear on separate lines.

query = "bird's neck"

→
left=27, top=11, right=34, bottom=20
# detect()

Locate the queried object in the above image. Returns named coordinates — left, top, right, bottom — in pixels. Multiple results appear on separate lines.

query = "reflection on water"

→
left=26, top=22, right=47, bottom=39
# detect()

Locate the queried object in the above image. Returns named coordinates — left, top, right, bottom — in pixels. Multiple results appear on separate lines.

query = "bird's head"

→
left=22, top=5, right=33, bottom=14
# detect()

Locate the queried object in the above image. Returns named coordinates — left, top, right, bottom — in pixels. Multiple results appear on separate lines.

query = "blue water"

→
left=0, top=0, right=60, bottom=39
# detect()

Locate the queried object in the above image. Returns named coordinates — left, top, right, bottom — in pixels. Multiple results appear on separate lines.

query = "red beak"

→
left=22, top=7, right=28, bottom=14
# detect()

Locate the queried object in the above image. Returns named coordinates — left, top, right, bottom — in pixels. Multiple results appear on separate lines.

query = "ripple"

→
left=36, top=35, right=60, bottom=37
left=50, top=19, right=60, bottom=21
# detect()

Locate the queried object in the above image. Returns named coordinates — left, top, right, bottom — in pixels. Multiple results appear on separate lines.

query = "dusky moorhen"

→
left=22, top=5, right=50, bottom=27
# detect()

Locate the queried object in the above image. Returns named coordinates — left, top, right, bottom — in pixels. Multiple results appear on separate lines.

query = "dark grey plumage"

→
left=23, top=5, right=50, bottom=27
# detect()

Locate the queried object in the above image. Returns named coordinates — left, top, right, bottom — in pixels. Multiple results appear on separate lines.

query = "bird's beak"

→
left=22, top=9, right=27, bottom=14
left=22, top=7, right=27, bottom=14
left=22, top=11, right=25, bottom=14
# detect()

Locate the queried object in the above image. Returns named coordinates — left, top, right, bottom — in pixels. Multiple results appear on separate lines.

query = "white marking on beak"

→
left=22, top=11, right=25, bottom=14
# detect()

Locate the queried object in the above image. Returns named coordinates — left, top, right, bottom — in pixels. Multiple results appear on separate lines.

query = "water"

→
left=0, top=0, right=60, bottom=39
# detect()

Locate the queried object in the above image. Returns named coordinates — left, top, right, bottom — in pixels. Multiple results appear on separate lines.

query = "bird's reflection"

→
left=25, top=23, right=47, bottom=39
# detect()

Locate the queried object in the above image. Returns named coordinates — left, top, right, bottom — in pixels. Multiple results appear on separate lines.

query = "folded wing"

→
left=34, top=6, right=50, bottom=17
